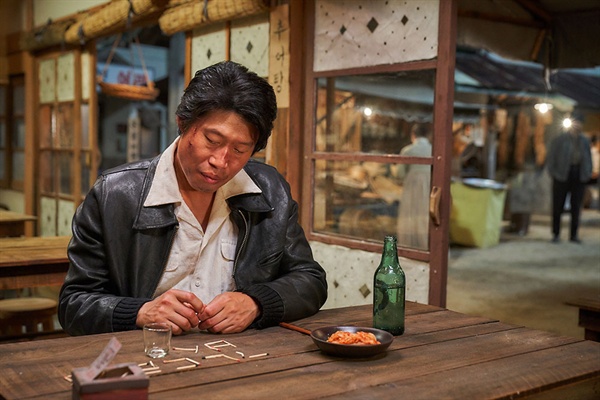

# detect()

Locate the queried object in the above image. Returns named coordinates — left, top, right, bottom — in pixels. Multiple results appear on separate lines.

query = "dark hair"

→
left=411, top=123, right=430, bottom=138
left=176, top=61, right=277, bottom=153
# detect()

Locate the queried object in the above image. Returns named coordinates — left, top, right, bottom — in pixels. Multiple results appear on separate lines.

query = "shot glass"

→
left=143, top=322, right=171, bottom=358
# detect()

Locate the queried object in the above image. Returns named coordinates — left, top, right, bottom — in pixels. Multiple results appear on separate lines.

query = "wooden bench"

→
left=566, top=296, right=600, bottom=342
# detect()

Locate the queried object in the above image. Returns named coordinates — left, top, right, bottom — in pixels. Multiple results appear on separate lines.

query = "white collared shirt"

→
left=144, top=137, right=261, bottom=302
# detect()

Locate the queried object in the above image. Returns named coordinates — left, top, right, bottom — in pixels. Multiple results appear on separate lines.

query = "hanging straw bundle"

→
left=64, top=20, right=84, bottom=44
left=158, top=0, right=268, bottom=36
left=21, top=18, right=77, bottom=51
left=65, top=0, right=130, bottom=44
left=65, top=0, right=170, bottom=45
left=130, top=0, right=170, bottom=14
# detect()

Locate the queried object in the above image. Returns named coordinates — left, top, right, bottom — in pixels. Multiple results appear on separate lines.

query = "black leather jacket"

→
left=58, top=157, right=327, bottom=335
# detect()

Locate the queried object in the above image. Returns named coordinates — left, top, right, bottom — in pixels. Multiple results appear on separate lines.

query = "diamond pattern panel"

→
left=81, top=52, right=91, bottom=100
left=310, top=241, right=429, bottom=310
left=314, top=0, right=439, bottom=71
left=40, top=196, right=57, bottom=236
left=56, top=53, right=75, bottom=102
left=231, top=13, right=269, bottom=77
left=191, top=24, right=227, bottom=74
left=57, top=199, right=75, bottom=236
left=39, top=58, right=56, bottom=104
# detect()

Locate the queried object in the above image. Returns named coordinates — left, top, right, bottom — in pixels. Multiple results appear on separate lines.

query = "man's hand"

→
left=136, top=289, right=205, bottom=335
left=197, top=292, right=260, bottom=334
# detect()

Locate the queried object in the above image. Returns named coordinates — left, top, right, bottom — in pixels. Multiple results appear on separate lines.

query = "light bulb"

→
left=534, top=102, right=553, bottom=114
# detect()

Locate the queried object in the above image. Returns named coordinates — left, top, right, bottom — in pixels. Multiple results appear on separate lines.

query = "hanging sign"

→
left=269, top=5, right=290, bottom=108
left=97, top=63, right=155, bottom=86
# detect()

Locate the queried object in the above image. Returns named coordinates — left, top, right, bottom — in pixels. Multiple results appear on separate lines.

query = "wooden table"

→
left=567, top=296, right=600, bottom=342
left=0, top=236, right=70, bottom=290
left=0, top=302, right=598, bottom=399
left=0, top=210, right=37, bottom=237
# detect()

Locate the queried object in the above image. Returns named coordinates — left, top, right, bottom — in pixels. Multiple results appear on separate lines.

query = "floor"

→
left=446, top=207, right=600, bottom=340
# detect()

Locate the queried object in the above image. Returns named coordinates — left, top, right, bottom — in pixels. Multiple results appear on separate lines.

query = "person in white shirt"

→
left=395, top=124, right=432, bottom=250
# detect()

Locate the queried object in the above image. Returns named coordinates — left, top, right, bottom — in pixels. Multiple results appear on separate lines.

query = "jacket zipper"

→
left=233, top=209, right=249, bottom=277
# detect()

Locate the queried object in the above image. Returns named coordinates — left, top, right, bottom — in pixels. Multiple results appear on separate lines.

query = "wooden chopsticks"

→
left=279, top=322, right=312, bottom=336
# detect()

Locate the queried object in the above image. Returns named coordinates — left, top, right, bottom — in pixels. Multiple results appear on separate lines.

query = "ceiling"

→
left=457, top=0, right=600, bottom=69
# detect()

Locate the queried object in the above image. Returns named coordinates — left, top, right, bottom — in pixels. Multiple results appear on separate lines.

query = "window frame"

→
left=299, top=0, right=457, bottom=306
left=0, top=75, right=26, bottom=191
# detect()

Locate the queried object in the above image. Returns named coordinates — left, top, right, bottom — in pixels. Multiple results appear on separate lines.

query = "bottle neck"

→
left=380, top=236, right=399, bottom=265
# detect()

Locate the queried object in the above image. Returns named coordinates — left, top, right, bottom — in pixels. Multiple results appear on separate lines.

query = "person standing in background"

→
left=588, top=134, right=600, bottom=212
left=545, top=113, right=593, bottom=243
left=394, top=124, right=432, bottom=250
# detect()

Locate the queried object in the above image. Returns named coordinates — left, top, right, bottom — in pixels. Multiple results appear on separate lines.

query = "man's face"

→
left=175, top=110, right=257, bottom=194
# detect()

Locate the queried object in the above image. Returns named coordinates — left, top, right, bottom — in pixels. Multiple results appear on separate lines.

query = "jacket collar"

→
left=133, top=156, right=176, bottom=230
left=133, top=156, right=273, bottom=230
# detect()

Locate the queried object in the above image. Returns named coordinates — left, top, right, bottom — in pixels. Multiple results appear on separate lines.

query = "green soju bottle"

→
left=373, top=235, right=405, bottom=335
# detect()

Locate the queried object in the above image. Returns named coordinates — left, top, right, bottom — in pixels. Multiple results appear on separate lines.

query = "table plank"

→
left=332, top=341, right=600, bottom=400
left=1, top=303, right=598, bottom=400
left=0, top=211, right=37, bottom=237
left=0, top=236, right=70, bottom=290
left=0, top=236, right=70, bottom=266
left=159, top=327, right=587, bottom=399
left=0, top=236, right=69, bottom=250
left=0, top=304, right=452, bottom=399
left=143, top=314, right=518, bottom=397
left=0, top=211, right=37, bottom=223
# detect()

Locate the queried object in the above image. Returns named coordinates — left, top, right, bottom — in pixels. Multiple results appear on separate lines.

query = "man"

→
left=546, top=113, right=593, bottom=243
left=59, top=61, right=328, bottom=336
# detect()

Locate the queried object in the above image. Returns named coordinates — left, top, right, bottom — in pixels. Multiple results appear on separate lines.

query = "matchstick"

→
left=248, top=353, right=269, bottom=358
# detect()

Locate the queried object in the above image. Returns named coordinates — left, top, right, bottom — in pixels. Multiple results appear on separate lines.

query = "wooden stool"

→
left=0, top=298, right=58, bottom=336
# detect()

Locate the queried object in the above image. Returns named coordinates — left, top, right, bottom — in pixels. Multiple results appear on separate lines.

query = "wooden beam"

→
left=429, top=0, right=458, bottom=308
left=23, top=50, right=35, bottom=236
left=457, top=10, right=545, bottom=29
left=530, top=28, right=548, bottom=61
left=287, top=0, right=305, bottom=205
left=513, top=0, right=553, bottom=24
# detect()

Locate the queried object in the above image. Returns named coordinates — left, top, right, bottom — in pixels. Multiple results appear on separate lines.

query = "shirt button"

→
left=195, top=280, right=201, bottom=287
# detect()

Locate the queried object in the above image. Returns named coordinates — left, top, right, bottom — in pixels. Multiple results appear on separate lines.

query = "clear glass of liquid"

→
left=143, top=322, right=171, bottom=358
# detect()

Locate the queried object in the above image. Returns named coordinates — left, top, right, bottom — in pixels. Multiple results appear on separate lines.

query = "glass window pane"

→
left=313, top=159, right=430, bottom=249
left=0, top=122, right=5, bottom=146
left=0, top=86, right=5, bottom=117
left=13, top=119, right=25, bottom=148
left=315, top=71, right=435, bottom=154
left=13, top=84, right=24, bottom=115
left=12, top=150, right=24, bottom=181
left=57, top=103, right=74, bottom=148
left=81, top=104, right=89, bottom=149
left=40, top=151, right=54, bottom=193
left=80, top=152, right=91, bottom=194
left=59, top=152, right=72, bottom=195
left=314, top=160, right=397, bottom=241
left=395, top=162, right=431, bottom=251
left=39, top=105, right=54, bottom=148
left=0, top=150, right=5, bottom=180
